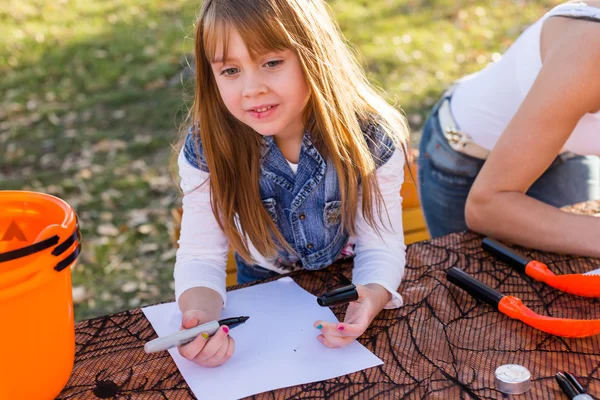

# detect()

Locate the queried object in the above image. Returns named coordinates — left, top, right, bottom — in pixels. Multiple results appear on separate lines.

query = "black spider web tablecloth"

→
left=58, top=203, right=600, bottom=399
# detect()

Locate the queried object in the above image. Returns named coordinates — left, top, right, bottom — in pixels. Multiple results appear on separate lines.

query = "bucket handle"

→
left=0, top=235, right=60, bottom=263
left=55, top=242, right=81, bottom=272
left=0, top=218, right=80, bottom=264
left=0, top=223, right=80, bottom=286
left=0, top=241, right=81, bottom=302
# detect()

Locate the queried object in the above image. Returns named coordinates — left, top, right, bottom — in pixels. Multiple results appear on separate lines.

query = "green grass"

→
left=0, top=0, right=561, bottom=320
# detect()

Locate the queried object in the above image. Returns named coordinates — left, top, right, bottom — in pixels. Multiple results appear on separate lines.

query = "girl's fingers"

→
left=315, top=321, right=364, bottom=349
left=181, top=312, right=200, bottom=329
left=178, top=331, right=208, bottom=360
left=314, top=321, right=343, bottom=337
left=322, top=329, right=358, bottom=347
left=224, top=336, right=235, bottom=360
left=334, top=321, right=364, bottom=337
left=316, top=334, right=353, bottom=348
left=201, top=335, right=230, bottom=366
left=315, top=320, right=364, bottom=338
left=195, top=325, right=230, bottom=361
left=198, top=336, right=235, bottom=368
left=204, top=336, right=235, bottom=367
left=317, top=334, right=336, bottom=348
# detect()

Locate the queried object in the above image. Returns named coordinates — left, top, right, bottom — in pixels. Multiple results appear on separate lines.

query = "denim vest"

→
left=183, top=122, right=395, bottom=271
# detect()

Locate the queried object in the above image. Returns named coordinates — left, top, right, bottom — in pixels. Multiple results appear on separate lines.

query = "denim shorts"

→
left=417, top=95, right=600, bottom=238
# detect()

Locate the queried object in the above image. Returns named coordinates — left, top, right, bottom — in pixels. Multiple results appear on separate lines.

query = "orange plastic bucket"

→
left=0, top=191, right=81, bottom=400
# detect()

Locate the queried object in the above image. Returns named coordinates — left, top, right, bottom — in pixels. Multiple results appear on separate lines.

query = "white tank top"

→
left=450, top=2, right=600, bottom=155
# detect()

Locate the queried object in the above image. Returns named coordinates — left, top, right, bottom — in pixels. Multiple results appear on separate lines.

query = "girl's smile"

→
left=248, top=104, right=279, bottom=120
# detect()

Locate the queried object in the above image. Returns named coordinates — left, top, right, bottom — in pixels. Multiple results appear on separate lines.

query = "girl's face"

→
left=210, top=27, right=310, bottom=142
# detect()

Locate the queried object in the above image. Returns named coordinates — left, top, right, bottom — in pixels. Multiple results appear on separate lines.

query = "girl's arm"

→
left=313, top=148, right=405, bottom=348
left=352, top=148, right=406, bottom=308
left=173, top=150, right=235, bottom=368
left=174, top=150, right=230, bottom=314
left=465, top=24, right=600, bottom=257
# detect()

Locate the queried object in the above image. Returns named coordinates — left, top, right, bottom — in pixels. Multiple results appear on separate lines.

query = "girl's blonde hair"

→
left=177, top=0, right=409, bottom=262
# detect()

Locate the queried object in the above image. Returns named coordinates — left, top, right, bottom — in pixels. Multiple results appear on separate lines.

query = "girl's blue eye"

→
left=220, top=68, right=238, bottom=76
left=265, top=60, right=283, bottom=68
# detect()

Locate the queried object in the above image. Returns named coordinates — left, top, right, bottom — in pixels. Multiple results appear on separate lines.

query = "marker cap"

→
left=495, top=364, right=531, bottom=394
left=316, top=284, right=358, bottom=307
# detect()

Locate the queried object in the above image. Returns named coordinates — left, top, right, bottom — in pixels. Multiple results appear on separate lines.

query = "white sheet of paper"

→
left=142, top=277, right=383, bottom=400
left=585, top=268, right=600, bottom=275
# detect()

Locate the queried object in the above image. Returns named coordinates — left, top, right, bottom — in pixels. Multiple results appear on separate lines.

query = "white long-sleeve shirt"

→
left=174, top=148, right=407, bottom=309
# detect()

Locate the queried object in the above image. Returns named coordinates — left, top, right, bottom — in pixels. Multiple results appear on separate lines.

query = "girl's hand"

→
left=177, top=309, right=235, bottom=368
left=313, top=283, right=391, bottom=348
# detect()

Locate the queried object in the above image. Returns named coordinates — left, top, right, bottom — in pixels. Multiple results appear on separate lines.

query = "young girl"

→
left=418, top=1, right=600, bottom=256
left=174, top=0, right=409, bottom=367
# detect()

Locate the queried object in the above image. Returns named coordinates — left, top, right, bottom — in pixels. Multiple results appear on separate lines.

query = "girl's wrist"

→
left=364, top=283, right=392, bottom=315
left=178, top=286, right=223, bottom=319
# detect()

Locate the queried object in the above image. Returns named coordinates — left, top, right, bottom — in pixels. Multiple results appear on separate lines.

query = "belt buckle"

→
left=445, top=127, right=468, bottom=149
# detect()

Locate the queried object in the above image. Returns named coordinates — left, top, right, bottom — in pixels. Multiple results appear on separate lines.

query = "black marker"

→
left=317, top=284, right=358, bottom=307
left=144, top=316, right=249, bottom=353
left=556, top=372, right=592, bottom=399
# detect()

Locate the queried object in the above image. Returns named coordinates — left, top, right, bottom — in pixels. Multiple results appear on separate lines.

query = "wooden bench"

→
left=172, top=158, right=429, bottom=286
left=400, top=159, right=430, bottom=245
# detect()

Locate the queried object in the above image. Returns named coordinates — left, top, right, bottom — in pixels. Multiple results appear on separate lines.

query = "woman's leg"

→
left=526, top=153, right=600, bottom=207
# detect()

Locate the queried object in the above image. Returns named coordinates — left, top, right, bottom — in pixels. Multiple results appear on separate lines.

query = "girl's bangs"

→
left=202, top=2, right=293, bottom=63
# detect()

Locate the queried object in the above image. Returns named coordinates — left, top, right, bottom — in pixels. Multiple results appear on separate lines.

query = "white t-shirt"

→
left=174, top=148, right=407, bottom=309
left=450, top=2, right=600, bottom=155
